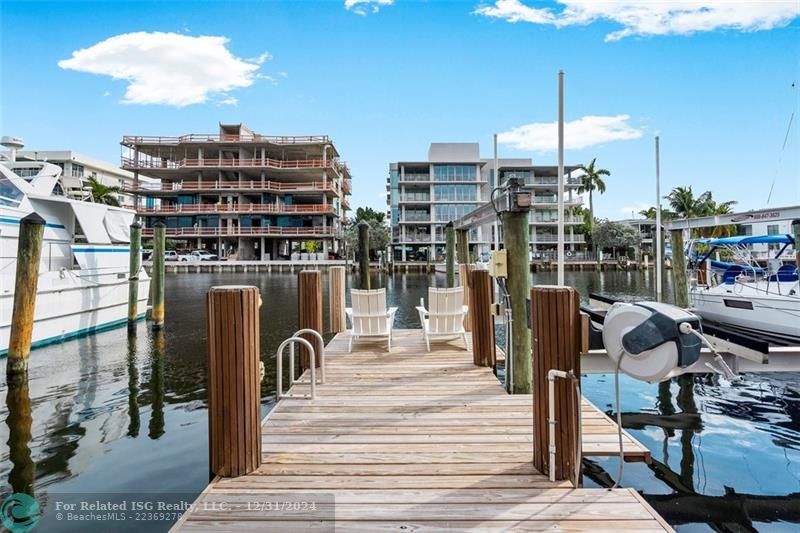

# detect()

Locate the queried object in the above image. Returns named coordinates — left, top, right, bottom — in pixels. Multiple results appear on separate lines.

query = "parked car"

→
left=164, top=250, right=179, bottom=261
left=190, top=250, right=219, bottom=261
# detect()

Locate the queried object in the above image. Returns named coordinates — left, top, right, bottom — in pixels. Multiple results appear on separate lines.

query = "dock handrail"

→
left=276, top=337, right=316, bottom=400
left=292, top=328, right=325, bottom=384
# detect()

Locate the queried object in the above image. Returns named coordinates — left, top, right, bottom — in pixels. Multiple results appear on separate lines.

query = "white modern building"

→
left=15, top=150, right=139, bottom=208
left=387, top=142, right=584, bottom=261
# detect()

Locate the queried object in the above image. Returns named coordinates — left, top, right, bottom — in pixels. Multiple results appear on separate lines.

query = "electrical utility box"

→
left=489, top=250, right=508, bottom=278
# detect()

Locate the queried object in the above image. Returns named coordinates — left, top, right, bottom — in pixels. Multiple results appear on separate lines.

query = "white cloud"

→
left=345, top=0, right=394, bottom=16
left=498, top=114, right=642, bottom=152
left=473, top=1, right=800, bottom=41
left=58, top=32, right=269, bottom=106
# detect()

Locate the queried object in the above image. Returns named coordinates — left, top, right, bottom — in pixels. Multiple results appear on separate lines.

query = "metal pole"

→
left=493, top=133, right=500, bottom=253
left=557, top=70, right=565, bottom=286
left=655, top=136, right=663, bottom=302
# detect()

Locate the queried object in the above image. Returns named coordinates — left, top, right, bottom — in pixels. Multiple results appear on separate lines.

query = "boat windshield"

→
left=0, top=174, right=24, bottom=207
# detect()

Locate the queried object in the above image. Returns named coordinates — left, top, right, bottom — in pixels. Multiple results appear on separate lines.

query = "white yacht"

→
left=687, top=234, right=799, bottom=339
left=0, top=138, right=150, bottom=354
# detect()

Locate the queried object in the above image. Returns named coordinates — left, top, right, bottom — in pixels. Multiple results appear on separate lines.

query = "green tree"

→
left=87, top=176, right=121, bottom=207
left=664, top=186, right=737, bottom=237
left=354, top=206, right=385, bottom=224
left=638, top=206, right=676, bottom=220
left=591, top=219, right=640, bottom=257
left=576, top=158, right=610, bottom=239
left=345, top=217, right=390, bottom=260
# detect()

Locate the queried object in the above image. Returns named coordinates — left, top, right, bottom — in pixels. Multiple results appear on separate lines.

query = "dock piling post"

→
left=456, top=228, right=469, bottom=265
left=503, top=210, right=532, bottom=394
left=329, top=266, right=346, bottom=333
left=358, top=220, right=370, bottom=290
left=207, top=286, right=261, bottom=478
left=531, top=285, right=582, bottom=485
left=470, top=269, right=495, bottom=367
left=445, top=222, right=455, bottom=288
left=459, top=264, right=474, bottom=332
left=670, top=229, right=689, bottom=308
left=298, top=270, right=323, bottom=371
left=151, top=221, right=166, bottom=328
left=7, top=213, right=45, bottom=378
left=128, top=222, right=142, bottom=330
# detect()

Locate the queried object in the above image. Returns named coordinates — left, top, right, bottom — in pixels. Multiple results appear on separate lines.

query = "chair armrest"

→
left=415, top=306, right=428, bottom=317
left=345, top=308, right=353, bottom=317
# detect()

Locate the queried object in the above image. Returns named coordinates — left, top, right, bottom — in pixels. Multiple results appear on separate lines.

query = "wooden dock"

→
left=173, top=329, right=670, bottom=532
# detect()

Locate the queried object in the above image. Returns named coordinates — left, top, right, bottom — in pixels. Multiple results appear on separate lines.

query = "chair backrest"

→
left=427, top=287, right=464, bottom=334
left=350, top=289, right=389, bottom=335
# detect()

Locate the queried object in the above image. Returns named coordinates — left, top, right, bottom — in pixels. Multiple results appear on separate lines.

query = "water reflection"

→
left=126, top=335, right=140, bottom=438
left=5, top=375, right=34, bottom=496
left=148, top=331, right=165, bottom=440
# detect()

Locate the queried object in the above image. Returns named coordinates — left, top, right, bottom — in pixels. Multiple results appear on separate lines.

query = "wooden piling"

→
left=445, top=222, right=456, bottom=288
left=470, top=269, right=496, bottom=367
left=206, top=285, right=261, bottom=478
left=670, top=229, right=689, bottom=308
left=358, top=220, right=370, bottom=290
left=298, top=270, right=323, bottom=371
left=459, top=264, right=474, bottom=332
left=128, top=222, right=142, bottom=329
left=151, top=221, right=166, bottom=328
left=503, top=211, right=531, bottom=394
left=7, top=213, right=45, bottom=377
left=456, top=228, right=469, bottom=265
left=328, top=266, right=346, bottom=333
left=531, top=285, right=582, bottom=485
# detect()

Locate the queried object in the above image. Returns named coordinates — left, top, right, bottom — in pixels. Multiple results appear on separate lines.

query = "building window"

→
left=71, top=164, right=85, bottom=178
left=433, top=165, right=477, bottom=182
left=767, top=224, right=779, bottom=235
left=433, top=184, right=477, bottom=202
left=433, top=204, right=480, bottom=222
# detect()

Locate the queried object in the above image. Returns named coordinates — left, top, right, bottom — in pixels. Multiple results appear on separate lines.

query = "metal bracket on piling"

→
left=276, top=337, right=316, bottom=400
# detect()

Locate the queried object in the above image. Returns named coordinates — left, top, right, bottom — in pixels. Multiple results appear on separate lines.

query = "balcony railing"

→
left=399, top=195, right=431, bottom=202
left=342, top=179, right=352, bottom=194
left=401, top=214, right=431, bottom=222
left=122, top=156, right=342, bottom=172
left=123, top=180, right=337, bottom=194
left=531, top=216, right=584, bottom=224
left=341, top=197, right=350, bottom=210
left=400, top=174, right=431, bottom=182
left=122, top=134, right=330, bottom=146
left=141, top=226, right=337, bottom=237
left=532, top=195, right=583, bottom=205
left=399, top=234, right=433, bottom=243
left=531, top=234, right=586, bottom=243
left=138, top=203, right=335, bottom=215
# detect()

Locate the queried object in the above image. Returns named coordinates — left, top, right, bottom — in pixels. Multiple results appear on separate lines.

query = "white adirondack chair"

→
left=345, top=289, right=398, bottom=352
left=416, top=287, right=469, bottom=352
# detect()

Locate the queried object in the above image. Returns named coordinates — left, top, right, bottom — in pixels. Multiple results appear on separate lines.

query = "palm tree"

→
left=576, top=158, right=610, bottom=249
left=638, top=206, right=675, bottom=220
left=664, top=187, right=737, bottom=237
left=702, top=198, right=738, bottom=238
left=87, top=176, right=121, bottom=207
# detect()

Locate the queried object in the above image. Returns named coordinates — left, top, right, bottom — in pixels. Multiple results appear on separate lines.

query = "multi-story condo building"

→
left=15, top=150, right=140, bottom=208
left=121, top=123, right=351, bottom=260
left=387, top=142, right=584, bottom=261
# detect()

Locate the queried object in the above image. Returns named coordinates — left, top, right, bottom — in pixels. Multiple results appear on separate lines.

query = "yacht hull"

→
left=690, top=286, right=800, bottom=338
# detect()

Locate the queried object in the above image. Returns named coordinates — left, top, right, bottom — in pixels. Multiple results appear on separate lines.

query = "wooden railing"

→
left=138, top=204, right=335, bottom=215
left=122, top=134, right=330, bottom=145
left=141, top=226, right=337, bottom=237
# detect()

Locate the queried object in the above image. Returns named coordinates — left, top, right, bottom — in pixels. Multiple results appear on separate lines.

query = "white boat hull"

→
left=1, top=269, right=150, bottom=355
left=690, top=285, right=800, bottom=338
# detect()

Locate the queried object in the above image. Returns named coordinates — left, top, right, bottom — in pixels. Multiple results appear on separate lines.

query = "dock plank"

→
left=173, top=329, right=667, bottom=531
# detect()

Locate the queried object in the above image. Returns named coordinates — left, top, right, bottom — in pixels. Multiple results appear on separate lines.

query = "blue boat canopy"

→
left=702, top=234, right=795, bottom=247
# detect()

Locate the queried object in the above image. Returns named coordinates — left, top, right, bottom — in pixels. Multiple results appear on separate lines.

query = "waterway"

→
left=1, top=271, right=798, bottom=531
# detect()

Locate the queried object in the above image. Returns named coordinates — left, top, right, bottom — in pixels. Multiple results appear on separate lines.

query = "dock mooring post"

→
left=358, top=220, right=370, bottom=290
left=151, top=221, right=166, bottom=328
left=470, top=269, right=495, bottom=367
left=459, top=264, right=474, bottom=332
left=670, top=229, right=689, bottom=308
left=206, top=286, right=261, bottom=478
left=456, top=228, right=469, bottom=265
left=445, top=222, right=456, bottom=288
left=531, top=285, right=582, bottom=485
left=7, top=213, right=45, bottom=378
left=298, top=270, right=323, bottom=371
left=128, top=222, right=142, bottom=330
left=503, top=209, right=531, bottom=394
left=329, top=266, right=346, bottom=333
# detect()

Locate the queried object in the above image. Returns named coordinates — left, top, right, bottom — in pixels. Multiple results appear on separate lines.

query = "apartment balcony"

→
left=342, top=178, right=352, bottom=194
left=399, top=173, right=431, bottom=182
left=122, top=134, right=330, bottom=146
left=122, top=156, right=340, bottom=172
left=123, top=179, right=338, bottom=195
left=141, top=226, right=338, bottom=238
left=399, top=195, right=431, bottom=203
left=526, top=176, right=581, bottom=186
left=398, top=234, right=433, bottom=243
left=531, top=233, right=586, bottom=243
left=531, top=216, right=584, bottom=225
left=341, top=197, right=350, bottom=211
left=138, top=203, right=335, bottom=215
left=531, top=195, right=583, bottom=206
left=400, top=214, right=431, bottom=223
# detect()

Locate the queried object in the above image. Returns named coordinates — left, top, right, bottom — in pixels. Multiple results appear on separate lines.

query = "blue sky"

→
left=1, top=0, right=798, bottom=218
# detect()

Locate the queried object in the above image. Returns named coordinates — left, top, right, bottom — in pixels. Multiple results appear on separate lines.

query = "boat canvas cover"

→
left=703, top=234, right=794, bottom=247
left=104, top=209, right=134, bottom=243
